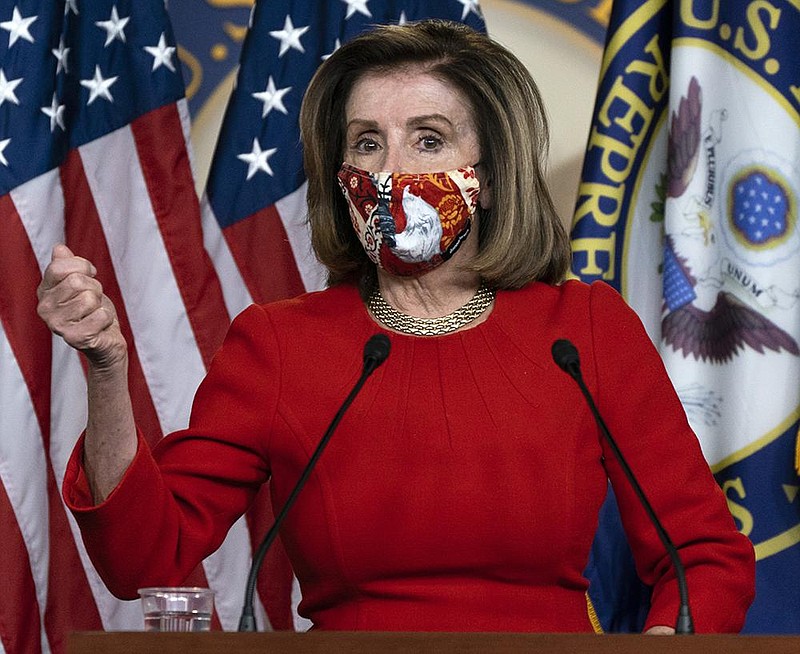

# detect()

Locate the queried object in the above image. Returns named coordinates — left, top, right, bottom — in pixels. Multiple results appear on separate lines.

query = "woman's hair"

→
left=299, top=19, right=570, bottom=290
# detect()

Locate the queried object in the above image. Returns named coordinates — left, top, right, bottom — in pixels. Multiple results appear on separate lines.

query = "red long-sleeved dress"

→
left=63, top=280, right=755, bottom=632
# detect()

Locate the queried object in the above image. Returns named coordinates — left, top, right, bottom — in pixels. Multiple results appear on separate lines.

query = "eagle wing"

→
left=662, top=290, right=800, bottom=363
left=667, top=76, right=702, bottom=199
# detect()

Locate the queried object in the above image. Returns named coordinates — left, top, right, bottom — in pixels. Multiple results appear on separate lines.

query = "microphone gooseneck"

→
left=237, top=334, right=391, bottom=632
left=551, top=338, right=694, bottom=635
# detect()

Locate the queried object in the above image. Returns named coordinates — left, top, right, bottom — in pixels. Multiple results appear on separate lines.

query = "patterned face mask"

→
left=337, top=162, right=481, bottom=277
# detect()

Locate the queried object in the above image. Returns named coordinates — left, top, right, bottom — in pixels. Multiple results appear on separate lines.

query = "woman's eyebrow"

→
left=345, top=118, right=380, bottom=132
left=407, top=114, right=453, bottom=128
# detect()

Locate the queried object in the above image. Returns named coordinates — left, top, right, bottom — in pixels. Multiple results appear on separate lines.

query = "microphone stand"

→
left=552, top=339, right=694, bottom=635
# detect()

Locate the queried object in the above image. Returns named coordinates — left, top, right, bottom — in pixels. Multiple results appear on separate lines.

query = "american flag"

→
left=0, top=0, right=487, bottom=650
left=0, top=0, right=246, bottom=651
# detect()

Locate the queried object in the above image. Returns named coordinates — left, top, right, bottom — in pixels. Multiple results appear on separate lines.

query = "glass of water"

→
left=138, top=587, right=214, bottom=632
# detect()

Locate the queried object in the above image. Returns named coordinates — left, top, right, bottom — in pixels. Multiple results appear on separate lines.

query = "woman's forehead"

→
left=345, top=67, right=473, bottom=126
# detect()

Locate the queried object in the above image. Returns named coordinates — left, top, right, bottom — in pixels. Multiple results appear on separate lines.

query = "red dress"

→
left=63, top=281, right=755, bottom=632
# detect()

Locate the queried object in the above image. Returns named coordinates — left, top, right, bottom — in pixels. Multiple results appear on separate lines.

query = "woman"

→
left=38, top=20, right=754, bottom=633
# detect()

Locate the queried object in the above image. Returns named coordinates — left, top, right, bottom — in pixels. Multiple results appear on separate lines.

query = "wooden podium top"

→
left=68, top=631, right=800, bottom=654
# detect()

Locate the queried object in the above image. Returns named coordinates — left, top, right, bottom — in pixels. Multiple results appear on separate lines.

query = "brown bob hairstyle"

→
left=299, top=19, right=570, bottom=290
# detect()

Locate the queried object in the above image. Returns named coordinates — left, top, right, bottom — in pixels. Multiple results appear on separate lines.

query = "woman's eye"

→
left=354, top=137, right=380, bottom=153
left=419, top=135, right=443, bottom=151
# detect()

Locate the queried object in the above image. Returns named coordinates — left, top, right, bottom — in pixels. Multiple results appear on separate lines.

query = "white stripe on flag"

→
left=80, top=127, right=205, bottom=434
left=177, top=100, right=199, bottom=187
left=275, top=182, right=327, bottom=294
left=201, top=197, right=252, bottom=320
left=10, top=169, right=65, bottom=276
left=203, top=515, right=268, bottom=631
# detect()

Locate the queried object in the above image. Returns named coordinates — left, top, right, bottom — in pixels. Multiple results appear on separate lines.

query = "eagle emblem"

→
left=660, top=77, right=800, bottom=364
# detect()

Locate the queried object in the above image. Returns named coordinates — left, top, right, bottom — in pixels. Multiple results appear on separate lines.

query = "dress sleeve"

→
left=586, top=281, right=755, bottom=632
left=61, top=304, right=281, bottom=599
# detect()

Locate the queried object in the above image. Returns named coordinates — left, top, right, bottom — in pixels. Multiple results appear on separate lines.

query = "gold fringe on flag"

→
left=586, top=592, right=604, bottom=634
left=796, top=424, right=800, bottom=475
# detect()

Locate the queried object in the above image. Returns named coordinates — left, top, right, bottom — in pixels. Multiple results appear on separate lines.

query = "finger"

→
left=40, top=252, right=98, bottom=291
left=58, top=271, right=104, bottom=301
left=58, top=305, right=118, bottom=352
left=50, top=290, right=113, bottom=336
left=52, top=243, right=75, bottom=260
left=49, top=243, right=97, bottom=276
left=38, top=275, right=104, bottom=326
left=99, top=293, right=118, bottom=319
left=42, top=292, right=101, bottom=336
left=39, top=264, right=102, bottom=303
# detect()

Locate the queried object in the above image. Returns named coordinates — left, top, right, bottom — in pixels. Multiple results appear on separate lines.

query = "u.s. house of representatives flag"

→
left=0, top=0, right=262, bottom=651
left=571, top=0, right=800, bottom=633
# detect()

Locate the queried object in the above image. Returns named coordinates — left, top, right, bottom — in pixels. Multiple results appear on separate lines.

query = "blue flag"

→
left=572, top=0, right=800, bottom=633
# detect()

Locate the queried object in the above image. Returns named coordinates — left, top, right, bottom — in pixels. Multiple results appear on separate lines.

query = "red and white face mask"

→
left=336, top=162, right=481, bottom=277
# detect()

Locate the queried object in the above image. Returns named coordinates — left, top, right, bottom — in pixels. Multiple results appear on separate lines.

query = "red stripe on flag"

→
left=222, top=205, right=305, bottom=305
left=0, top=195, right=52, bottom=438
left=0, top=480, right=42, bottom=654
left=44, top=466, right=105, bottom=649
left=131, top=105, right=231, bottom=362
left=60, top=149, right=165, bottom=446
left=0, top=193, right=105, bottom=649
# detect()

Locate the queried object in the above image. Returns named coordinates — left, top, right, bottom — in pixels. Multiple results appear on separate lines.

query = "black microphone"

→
left=238, top=333, right=391, bottom=631
left=551, top=338, right=694, bottom=635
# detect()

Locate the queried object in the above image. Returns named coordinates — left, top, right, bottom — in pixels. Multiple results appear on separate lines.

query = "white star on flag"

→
left=80, top=65, right=118, bottom=105
left=398, top=11, right=408, bottom=25
left=238, top=138, right=278, bottom=179
left=52, top=36, right=70, bottom=75
left=64, top=0, right=78, bottom=15
left=0, top=7, right=37, bottom=47
left=0, top=138, right=10, bottom=166
left=144, top=33, right=177, bottom=72
left=269, top=15, right=309, bottom=57
left=342, top=0, right=371, bottom=19
left=456, top=0, right=481, bottom=20
left=252, top=76, right=291, bottom=117
left=0, top=70, right=22, bottom=107
left=322, top=38, right=341, bottom=61
left=41, top=93, right=66, bottom=132
left=95, top=5, right=130, bottom=47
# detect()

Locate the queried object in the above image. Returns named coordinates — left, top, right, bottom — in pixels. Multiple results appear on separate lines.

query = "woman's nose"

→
left=379, top=139, right=414, bottom=173
left=380, top=148, right=402, bottom=173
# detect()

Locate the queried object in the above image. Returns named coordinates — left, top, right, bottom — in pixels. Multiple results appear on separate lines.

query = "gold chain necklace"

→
left=368, top=282, right=495, bottom=337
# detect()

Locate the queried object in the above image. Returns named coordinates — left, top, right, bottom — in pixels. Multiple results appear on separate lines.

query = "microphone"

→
left=363, top=331, right=391, bottom=375
left=551, top=338, right=694, bottom=635
left=237, top=333, right=391, bottom=631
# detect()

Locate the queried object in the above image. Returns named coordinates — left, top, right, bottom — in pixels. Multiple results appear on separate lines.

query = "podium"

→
left=68, top=631, right=800, bottom=653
